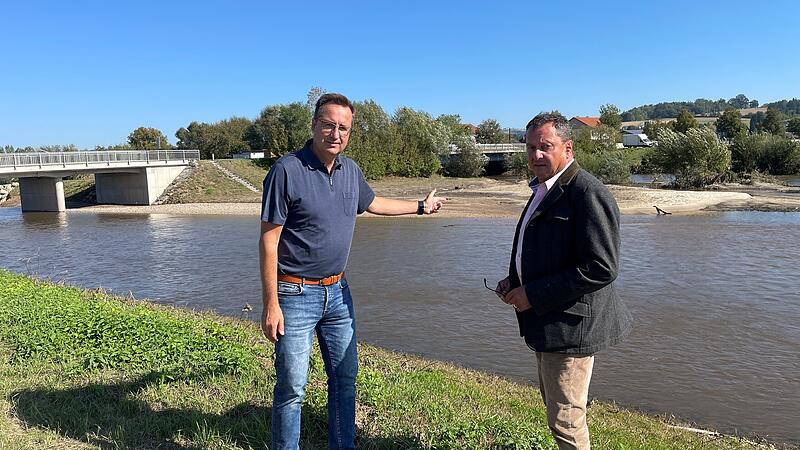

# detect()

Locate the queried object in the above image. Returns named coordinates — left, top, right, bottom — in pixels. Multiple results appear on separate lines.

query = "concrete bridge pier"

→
left=95, top=166, right=185, bottom=205
left=19, top=177, right=66, bottom=212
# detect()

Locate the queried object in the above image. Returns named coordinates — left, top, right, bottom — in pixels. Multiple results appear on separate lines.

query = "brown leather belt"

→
left=277, top=272, right=344, bottom=286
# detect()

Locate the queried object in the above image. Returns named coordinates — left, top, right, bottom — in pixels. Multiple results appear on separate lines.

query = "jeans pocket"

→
left=277, top=281, right=303, bottom=296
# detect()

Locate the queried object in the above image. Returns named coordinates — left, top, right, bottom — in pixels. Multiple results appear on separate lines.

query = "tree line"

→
left=4, top=91, right=799, bottom=185
left=587, top=103, right=800, bottom=188
left=621, top=94, right=800, bottom=121
left=2, top=89, right=518, bottom=180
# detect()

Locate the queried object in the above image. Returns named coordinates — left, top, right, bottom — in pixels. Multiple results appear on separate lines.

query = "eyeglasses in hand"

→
left=483, top=278, right=505, bottom=296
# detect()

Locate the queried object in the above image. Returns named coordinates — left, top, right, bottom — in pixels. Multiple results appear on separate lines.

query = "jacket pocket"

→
left=563, top=300, right=591, bottom=317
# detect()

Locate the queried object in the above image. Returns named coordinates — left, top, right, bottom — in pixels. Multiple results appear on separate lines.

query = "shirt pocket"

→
left=342, top=192, right=357, bottom=216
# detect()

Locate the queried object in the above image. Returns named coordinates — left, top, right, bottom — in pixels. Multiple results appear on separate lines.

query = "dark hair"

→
left=525, top=111, right=571, bottom=141
left=313, top=93, right=354, bottom=119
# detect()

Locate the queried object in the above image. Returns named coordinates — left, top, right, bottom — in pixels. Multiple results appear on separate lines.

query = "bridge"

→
left=473, top=143, right=525, bottom=162
left=445, top=143, right=526, bottom=173
left=0, top=150, right=200, bottom=212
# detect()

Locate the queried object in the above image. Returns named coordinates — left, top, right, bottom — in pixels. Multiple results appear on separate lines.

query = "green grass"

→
left=214, top=159, right=269, bottom=190
left=164, top=161, right=262, bottom=203
left=0, top=269, right=780, bottom=449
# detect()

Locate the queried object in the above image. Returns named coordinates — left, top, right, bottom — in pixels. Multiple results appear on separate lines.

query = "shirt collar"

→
left=529, top=159, right=575, bottom=192
left=299, top=139, right=342, bottom=171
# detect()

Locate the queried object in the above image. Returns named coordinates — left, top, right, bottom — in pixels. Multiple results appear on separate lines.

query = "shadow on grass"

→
left=11, top=371, right=424, bottom=449
left=64, top=183, right=96, bottom=209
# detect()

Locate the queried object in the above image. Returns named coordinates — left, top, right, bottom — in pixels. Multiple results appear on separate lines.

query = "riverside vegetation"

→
left=0, top=269, right=778, bottom=449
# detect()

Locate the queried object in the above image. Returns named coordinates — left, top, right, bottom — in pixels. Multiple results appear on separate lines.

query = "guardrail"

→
left=0, top=150, right=200, bottom=170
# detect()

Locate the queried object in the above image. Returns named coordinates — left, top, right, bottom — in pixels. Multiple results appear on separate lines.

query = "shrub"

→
left=443, top=136, right=486, bottom=177
left=730, top=133, right=800, bottom=175
left=575, top=149, right=630, bottom=184
left=504, top=152, right=529, bottom=178
left=651, top=128, right=731, bottom=187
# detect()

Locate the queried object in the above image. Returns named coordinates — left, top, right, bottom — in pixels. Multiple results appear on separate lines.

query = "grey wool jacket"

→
left=508, top=161, right=633, bottom=354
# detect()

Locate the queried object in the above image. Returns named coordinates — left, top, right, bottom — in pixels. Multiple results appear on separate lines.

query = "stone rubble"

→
left=0, top=182, right=16, bottom=204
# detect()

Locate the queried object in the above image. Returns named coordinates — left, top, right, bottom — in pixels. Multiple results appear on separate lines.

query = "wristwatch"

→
left=417, top=200, right=425, bottom=215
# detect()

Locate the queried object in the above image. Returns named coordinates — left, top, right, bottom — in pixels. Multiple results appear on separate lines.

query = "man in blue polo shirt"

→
left=260, top=93, right=445, bottom=450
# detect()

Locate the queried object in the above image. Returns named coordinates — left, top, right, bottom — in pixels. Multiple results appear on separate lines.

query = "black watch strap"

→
left=417, top=200, right=425, bottom=215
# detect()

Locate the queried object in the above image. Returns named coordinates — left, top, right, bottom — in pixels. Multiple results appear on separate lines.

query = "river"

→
left=0, top=207, right=798, bottom=443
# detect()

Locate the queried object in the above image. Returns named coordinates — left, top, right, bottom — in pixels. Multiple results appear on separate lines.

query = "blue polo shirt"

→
left=261, top=140, right=375, bottom=278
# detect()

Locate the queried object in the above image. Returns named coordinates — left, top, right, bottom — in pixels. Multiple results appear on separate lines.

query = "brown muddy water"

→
left=1, top=207, right=798, bottom=444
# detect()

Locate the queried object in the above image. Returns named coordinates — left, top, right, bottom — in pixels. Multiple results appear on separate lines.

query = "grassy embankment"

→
left=0, top=269, right=775, bottom=449
left=164, top=160, right=264, bottom=204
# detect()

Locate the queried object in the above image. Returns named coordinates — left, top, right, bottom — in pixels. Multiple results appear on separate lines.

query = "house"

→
left=232, top=151, right=265, bottom=160
left=569, top=116, right=605, bottom=140
left=568, top=116, right=601, bottom=129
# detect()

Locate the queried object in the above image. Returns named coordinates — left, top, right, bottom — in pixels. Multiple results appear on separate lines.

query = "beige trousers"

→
left=536, top=352, right=595, bottom=450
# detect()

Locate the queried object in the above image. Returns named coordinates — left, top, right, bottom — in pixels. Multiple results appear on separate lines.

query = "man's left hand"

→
left=504, top=286, right=532, bottom=312
left=423, top=189, right=447, bottom=214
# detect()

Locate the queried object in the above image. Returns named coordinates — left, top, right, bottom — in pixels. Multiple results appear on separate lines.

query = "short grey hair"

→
left=525, top=111, right=572, bottom=142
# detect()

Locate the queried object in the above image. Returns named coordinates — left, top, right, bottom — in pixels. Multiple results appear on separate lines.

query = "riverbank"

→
left=0, top=269, right=780, bottom=449
left=57, top=176, right=800, bottom=218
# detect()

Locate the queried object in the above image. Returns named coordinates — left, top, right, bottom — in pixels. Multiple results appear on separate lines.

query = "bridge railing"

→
left=0, top=150, right=201, bottom=169
left=475, top=143, right=526, bottom=153
left=448, top=143, right=526, bottom=154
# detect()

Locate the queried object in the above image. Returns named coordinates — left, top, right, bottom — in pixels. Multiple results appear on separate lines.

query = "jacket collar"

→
left=527, top=160, right=581, bottom=222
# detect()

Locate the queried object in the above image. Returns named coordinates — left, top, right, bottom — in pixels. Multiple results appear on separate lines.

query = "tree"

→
left=749, top=99, right=759, bottom=108
left=176, top=118, right=251, bottom=159
left=673, top=109, right=698, bottom=133
left=728, top=94, right=750, bottom=109
left=436, top=114, right=472, bottom=140
left=128, top=127, right=171, bottom=149
left=244, top=103, right=312, bottom=156
left=443, top=134, right=486, bottom=177
left=651, top=128, right=731, bottom=187
left=787, top=117, right=800, bottom=136
left=476, top=119, right=504, bottom=143
left=572, top=125, right=617, bottom=154
left=346, top=100, right=392, bottom=179
left=306, top=86, right=326, bottom=109
left=715, top=108, right=747, bottom=141
left=761, top=109, right=785, bottom=135
left=748, top=111, right=766, bottom=134
left=643, top=121, right=672, bottom=141
left=245, top=106, right=288, bottom=154
left=279, top=102, right=313, bottom=152
left=599, top=104, right=622, bottom=130
left=389, top=107, right=446, bottom=177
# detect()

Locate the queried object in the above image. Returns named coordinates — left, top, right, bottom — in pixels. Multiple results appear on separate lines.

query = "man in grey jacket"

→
left=495, top=111, right=633, bottom=450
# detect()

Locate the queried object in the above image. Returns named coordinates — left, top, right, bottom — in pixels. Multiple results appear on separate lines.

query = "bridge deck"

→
left=0, top=150, right=200, bottom=176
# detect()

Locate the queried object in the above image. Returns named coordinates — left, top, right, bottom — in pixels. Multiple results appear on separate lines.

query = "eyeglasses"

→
left=317, top=119, right=351, bottom=137
left=483, top=278, right=504, bottom=295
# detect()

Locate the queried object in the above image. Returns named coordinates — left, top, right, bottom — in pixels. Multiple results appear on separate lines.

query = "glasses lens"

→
left=320, top=121, right=349, bottom=136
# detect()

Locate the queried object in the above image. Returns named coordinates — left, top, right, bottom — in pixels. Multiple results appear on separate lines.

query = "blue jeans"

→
left=272, top=278, right=358, bottom=450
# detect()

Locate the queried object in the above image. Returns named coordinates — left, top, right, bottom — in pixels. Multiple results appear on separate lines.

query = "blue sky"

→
left=2, top=0, right=798, bottom=148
